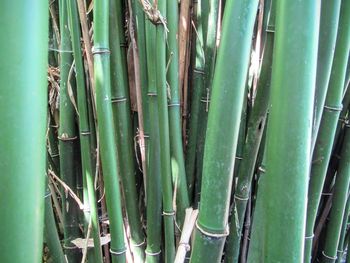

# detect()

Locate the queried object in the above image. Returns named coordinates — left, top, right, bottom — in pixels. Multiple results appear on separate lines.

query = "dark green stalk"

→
left=155, top=0, right=176, bottom=261
left=0, top=2, right=48, bottom=262
left=145, top=18, right=162, bottom=263
left=185, top=0, right=205, bottom=204
left=58, top=0, right=81, bottom=260
left=247, top=1, right=320, bottom=262
left=304, top=2, right=350, bottom=261
left=320, top=126, right=350, bottom=263
left=44, top=174, right=66, bottom=263
left=225, top=6, right=275, bottom=261
left=189, top=1, right=259, bottom=262
left=167, top=0, right=190, bottom=227
left=109, top=0, right=145, bottom=261
left=311, top=0, right=342, bottom=151
left=68, top=0, right=103, bottom=261
left=194, top=0, right=220, bottom=203
left=94, top=0, right=126, bottom=262
left=335, top=193, right=350, bottom=263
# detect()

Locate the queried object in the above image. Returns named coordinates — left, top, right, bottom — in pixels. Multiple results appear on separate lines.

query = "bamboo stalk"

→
left=189, top=1, right=259, bottom=262
left=68, top=0, right=104, bottom=261
left=167, top=0, right=190, bottom=227
left=320, top=125, right=350, bottom=263
left=93, top=0, right=126, bottom=261
left=335, top=193, right=350, bottom=262
left=311, top=0, right=343, bottom=151
left=58, top=0, right=81, bottom=260
left=0, top=1, right=48, bottom=261
left=225, top=4, right=275, bottom=261
left=247, top=1, right=320, bottom=262
left=145, top=15, right=162, bottom=263
left=304, top=1, right=350, bottom=261
left=155, top=0, right=176, bottom=260
left=110, top=0, right=145, bottom=261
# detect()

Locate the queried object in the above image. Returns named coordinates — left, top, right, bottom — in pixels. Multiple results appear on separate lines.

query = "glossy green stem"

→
left=145, top=17, right=162, bottom=263
left=321, top=126, right=350, bottom=263
left=109, top=0, right=145, bottom=261
left=58, top=0, right=81, bottom=260
left=247, top=1, right=320, bottom=262
left=68, top=0, right=104, bottom=261
left=0, top=2, right=48, bottom=262
left=305, top=1, right=350, bottom=261
left=167, top=0, right=190, bottom=227
left=311, top=0, right=342, bottom=151
left=189, top=1, right=259, bottom=262
left=94, top=0, right=126, bottom=261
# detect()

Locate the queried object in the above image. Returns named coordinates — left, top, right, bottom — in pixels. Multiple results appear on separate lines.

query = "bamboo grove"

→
left=1, top=0, right=350, bottom=262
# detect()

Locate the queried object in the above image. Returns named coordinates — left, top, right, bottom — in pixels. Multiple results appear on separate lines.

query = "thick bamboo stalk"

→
left=304, top=1, right=350, bottom=261
left=68, top=0, right=104, bottom=261
left=167, top=0, right=190, bottom=227
left=247, top=1, right=320, bottom=262
left=58, top=0, right=81, bottom=260
left=0, top=1, right=48, bottom=262
left=145, top=17, right=162, bottom=263
left=225, top=5, right=275, bottom=261
left=109, top=0, right=145, bottom=261
left=311, top=0, right=342, bottom=151
left=320, top=126, right=350, bottom=263
left=94, top=0, right=126, bottom=261
left=189, top=1, right=259, bottom=262
left=155, top=0, right=176, bottom=260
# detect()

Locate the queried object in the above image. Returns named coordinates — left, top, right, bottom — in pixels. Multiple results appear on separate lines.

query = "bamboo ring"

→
left=44, top=192, right=52, bottom=199
left=58, top=135, right=78, bottom=141
left=304, top=234, right=314, bottom=239
left=111, top=97, right=127, bottom=103
left=234, top=194, right=249, bottom=201
left=51, top=153, right=60, bottom=158
left=235, top=156, right=243, bottom=160
left=80, top=131, right=91, bottom=136
left=195, top=220, right=229, bottom=238
left=168, top=103, right=181, bottom=107
left=322, top=251, right=337, bottom=260
left=147, top=92, right=157, bottom=97
left=145, top=249, right=161, bottom=256
left=120, top=42, right=127, bottom=48
left=49, top=47, right=73, bottom=53
left=162, top=210, right=175, bottom=216
left=193, top=68, right=205, bottom=75
left=132, top=239, right=146, bottom=247
left=110, top=247, right=127, bottom=255
left=92, top=47, right=111, bottom=55
left=324, top=104, right=343, bottom=112
left=63, top=244, right=77, bottom=250
left=258, top=166, right=266, bottom=173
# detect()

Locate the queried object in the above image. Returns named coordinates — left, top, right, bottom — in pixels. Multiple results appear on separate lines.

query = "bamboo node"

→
left=235, top=156, right=243, bottom=160
left=80, top=131, right=91, bottom=136
left=44, top=192, right=52, bottom=199
left=145, top=249, right=161, bottom=256
left=324, top=104, right=343, bottom=112
left=110, top=247, right=127, bottom=255
left=193, top=68, right=205, bottom=75
left=258, top=166, right=266, bottom=173
left=111, top=97, right=127, bottom=103
left=322, top=251, right=337, bottom=260
left=119, top=42, right=127, bottom=48
left=91, top=47, right=111, bottom=55
left=162, top=210, right=175, bottom=216
left=131, top=239, right=146, bottom=247
left=168, top=103, right=181, bottom=107
left=321, top=192, right=332, bottom=196
left=50, top=153, right=60, bottom=158
left=58, top=134, right=78, bottom=141
left=304, top=234, right=314, bottom=239
left=147, top=92, right=157, bottom=97
left=63, top=244, right=77, bottom=250
left=49, top=47, right=73, bottom=53
left=195, top=220, right=229, bottom=238
left=234, top=194, right=249, bottom=201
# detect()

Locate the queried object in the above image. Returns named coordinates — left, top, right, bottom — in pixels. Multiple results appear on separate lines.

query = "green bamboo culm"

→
left=304, top=1, right=350, bottom=261
left=185, top=0, right=205, bottom=204
left=145, top=16, right=162, bottom=263
left=58, top=0, right=81, bottom=260
left=335, top=193, right=350, bottom=262
left=44, top=174, right=66, bottom=263
left=320, top=124, right=350, bottom=263
left=189, top=1, right=259, bottom=262
left=0, top=1, right=48, bottom=262
left=94, top=0, right=126, bottom=261
left=68, top=0, right=104, bottom=261
left=193, top=0, right=220, bottom=203
left=247, top=1, right=320, bottom=262
left=109, top=1, right=146, bottom=261
left=225, top=3, right=275, bottom=261
left=155, top=0, right=176, bottom=261
left=311, top=0, right=342, bottom=151
left=167, top=0, right=190, bottom=227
